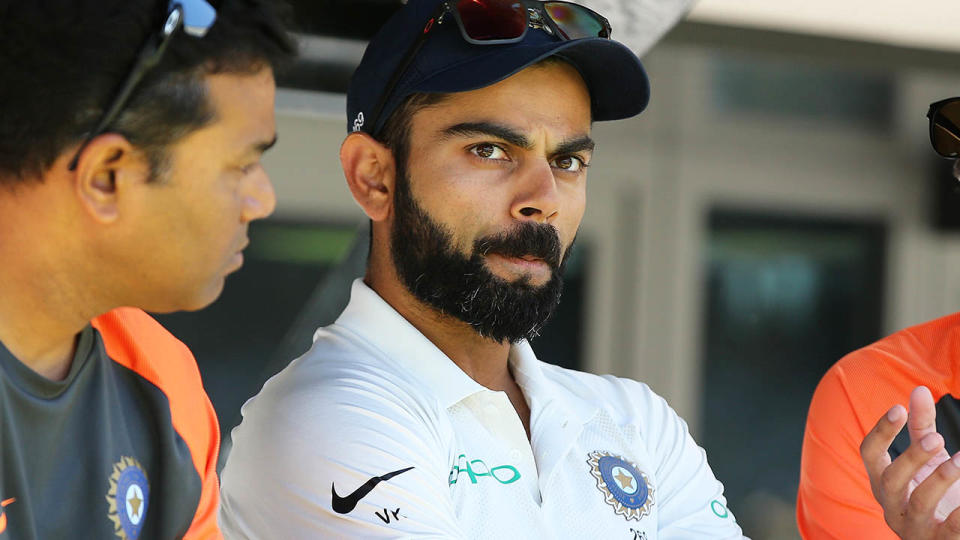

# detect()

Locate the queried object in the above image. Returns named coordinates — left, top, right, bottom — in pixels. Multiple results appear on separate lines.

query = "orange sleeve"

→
left=92, top=308, right=223, bottom=540
left=798, top=313, right=960, bottom=539
left=796, top=359, right=901, bottom=540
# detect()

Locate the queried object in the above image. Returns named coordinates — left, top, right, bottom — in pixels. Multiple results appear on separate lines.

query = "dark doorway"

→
left=700, top=209, right=887, bottom=536
left=153, top=220, right=359, bottom=439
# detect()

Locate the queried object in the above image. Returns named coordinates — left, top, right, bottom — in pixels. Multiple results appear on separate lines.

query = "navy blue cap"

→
left=346, top=0, right=651, bottom=135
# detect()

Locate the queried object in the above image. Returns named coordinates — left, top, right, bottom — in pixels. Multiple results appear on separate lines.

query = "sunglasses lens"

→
left=933, top=100, right=960, bottom=158
left=456, top=0, right=526, bottom=41
left=543, top=2, right=608, bottom=39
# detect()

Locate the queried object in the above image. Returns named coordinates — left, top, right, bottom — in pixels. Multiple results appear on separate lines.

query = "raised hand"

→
left=861, top=386, right=960, bottom=538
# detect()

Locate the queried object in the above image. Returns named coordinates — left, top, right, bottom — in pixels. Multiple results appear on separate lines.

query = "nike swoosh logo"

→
left=331, top=466, right=414, bottom=514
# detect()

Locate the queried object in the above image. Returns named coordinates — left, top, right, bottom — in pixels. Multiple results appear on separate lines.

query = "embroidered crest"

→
left=587, top=451, right=654, bottom=521
left=106, top=456, right=150, bottom=540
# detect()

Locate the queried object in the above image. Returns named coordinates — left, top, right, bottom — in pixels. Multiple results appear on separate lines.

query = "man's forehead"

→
left=203, top=70, right=277, bottom=147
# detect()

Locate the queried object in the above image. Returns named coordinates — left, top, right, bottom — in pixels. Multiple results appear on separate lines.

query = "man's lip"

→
left=228, top=240, right=249, bottom=271
left=487, top=252, right=544, bottom=261
left=487, top=253, right=550, bottom=270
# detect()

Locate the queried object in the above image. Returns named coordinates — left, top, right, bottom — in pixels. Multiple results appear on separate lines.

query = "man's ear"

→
left=340, top=132, right=396, bottom=222
left=71, top=134, right=151, bottom=224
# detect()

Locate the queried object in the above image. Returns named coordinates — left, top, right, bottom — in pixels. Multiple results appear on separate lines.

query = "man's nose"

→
left=511, top=160, right=560, bottom=224
left=241, top=169, right=277, bottom=222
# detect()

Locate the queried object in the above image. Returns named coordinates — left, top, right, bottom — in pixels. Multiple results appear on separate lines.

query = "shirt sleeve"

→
left=622, top=378, right=747, bottom=539
left=219, top=366, right=466, bottom=539
left=796, top=363, right=900, bottom=540
left=92, top=309, right=223, bottom=540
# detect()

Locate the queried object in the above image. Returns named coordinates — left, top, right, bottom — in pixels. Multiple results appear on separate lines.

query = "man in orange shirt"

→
left=0, top=1, right=293, bottom=538
left=798, top=98, right=960, bottom=539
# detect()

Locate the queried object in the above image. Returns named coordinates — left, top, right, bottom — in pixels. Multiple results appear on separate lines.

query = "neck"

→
left=365, top=269, right=516, bottom=391
left=0, top=259, right=91, bottom=382
left=0, top=189, right=101, bottom=381
left=365, top=251, right=533, bottom=438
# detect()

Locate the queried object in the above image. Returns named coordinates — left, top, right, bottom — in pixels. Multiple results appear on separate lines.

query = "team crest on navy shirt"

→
left=587, top=451, right=654, bottom=521
left=106, top=456, right=150, bottom=540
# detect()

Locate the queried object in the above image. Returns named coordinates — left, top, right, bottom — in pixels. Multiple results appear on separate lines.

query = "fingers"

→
left=884, top=432, right=946, bottom=499
left=860, top=391, right=960, bottom=539
left=910, top=386, right=939, bottom=444
left=938, top=501, right=960, bottom=539
left=862, top=405, right=908, bottom=484
left=907, top=453, right=960, bottom=527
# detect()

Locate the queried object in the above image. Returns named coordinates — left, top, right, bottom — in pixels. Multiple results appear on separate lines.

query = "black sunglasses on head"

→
left=367, top=0, right=612, bottom=135
left=67, top=0, right=217, bottom=171
left=928, top=97, right=960, bottom=159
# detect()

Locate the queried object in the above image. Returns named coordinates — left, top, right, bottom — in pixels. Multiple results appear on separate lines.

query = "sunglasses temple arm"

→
left=67, top=29, right=175, bottom=171
left=367, top=30, right=434, bottom=137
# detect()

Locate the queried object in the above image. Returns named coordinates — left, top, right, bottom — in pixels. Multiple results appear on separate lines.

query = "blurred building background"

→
left=153, top=1, right=960, bottom=538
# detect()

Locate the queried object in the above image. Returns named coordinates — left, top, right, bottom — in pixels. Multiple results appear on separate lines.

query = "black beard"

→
left=389, top=170, right=571, bottom=344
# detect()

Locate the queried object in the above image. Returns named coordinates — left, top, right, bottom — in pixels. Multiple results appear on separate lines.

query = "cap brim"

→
left=408, top=37, right=650, bottom=122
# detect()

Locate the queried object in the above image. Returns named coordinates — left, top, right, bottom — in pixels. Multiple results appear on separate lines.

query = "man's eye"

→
left=470, top=143, right=508, bottom=161
left=553, top=155, right=586, bottom=172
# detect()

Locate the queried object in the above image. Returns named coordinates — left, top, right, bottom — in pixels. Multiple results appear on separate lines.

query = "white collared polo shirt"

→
left=219, top=280, right=746, bottom=539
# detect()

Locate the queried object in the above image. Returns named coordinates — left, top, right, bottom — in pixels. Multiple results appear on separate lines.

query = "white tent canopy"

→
left=578, top=0, right=696, bottom=56
left=580, top=0, right=957, bottom=55
left=688, top=0, right=960, bottom=53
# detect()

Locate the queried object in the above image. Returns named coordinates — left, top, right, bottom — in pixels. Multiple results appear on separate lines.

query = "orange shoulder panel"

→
left=92, top=308, right=223, bottom=540
left=797, top=312, right=960, bottom=539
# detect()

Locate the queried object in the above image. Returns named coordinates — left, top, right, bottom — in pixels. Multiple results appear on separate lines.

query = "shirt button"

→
left=509, top=449, right=523, bottom=462
left=561, top=419, right=569, bottom=428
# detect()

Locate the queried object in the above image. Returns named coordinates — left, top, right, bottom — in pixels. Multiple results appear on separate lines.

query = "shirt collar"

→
left=331, top=279, right=487, bottom=408
left=509, top=340, right=599, bottom=427
left=332, top=279, right=600, bottom=426
left=0, top=325, right=96, bottom=399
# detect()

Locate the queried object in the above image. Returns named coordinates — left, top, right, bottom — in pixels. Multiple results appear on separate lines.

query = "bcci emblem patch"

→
left=106, top=456, right=150, bottom=540
left=587, top=451, right=654, bottom=521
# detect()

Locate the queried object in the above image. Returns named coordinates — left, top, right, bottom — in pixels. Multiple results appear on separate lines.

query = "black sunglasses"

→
left=366, top=0, right=612, bottom=135
left=928, top=97, right=960, bottom=159
left=67, top=0, right=217, bottom=171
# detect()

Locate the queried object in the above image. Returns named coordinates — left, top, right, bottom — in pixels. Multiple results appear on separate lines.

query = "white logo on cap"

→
left=352, top=112, right=365, bottom=133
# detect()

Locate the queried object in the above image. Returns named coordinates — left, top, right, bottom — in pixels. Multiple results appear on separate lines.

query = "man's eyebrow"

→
left=553, top=135, right=595, bottom=156
left=441, top=122, right=532, bottom=150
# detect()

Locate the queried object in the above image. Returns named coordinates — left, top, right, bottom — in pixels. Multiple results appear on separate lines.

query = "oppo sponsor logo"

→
left=448, top=453, right=521, bottom=486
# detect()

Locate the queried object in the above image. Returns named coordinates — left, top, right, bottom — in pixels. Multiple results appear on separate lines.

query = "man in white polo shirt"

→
left=219, top=1, right=745, bottom=538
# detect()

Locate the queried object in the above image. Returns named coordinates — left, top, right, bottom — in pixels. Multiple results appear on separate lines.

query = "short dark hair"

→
left=364, top=92, right=448, bottom=251
left=375, top=92, right=448, bottom=177
left=0, top=0, right=296, bottom=184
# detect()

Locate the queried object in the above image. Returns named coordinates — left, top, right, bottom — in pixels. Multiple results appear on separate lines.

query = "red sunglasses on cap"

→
left=368, top=0, right=612, bottom=135
left=446, top=0, right=611, bottom=44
